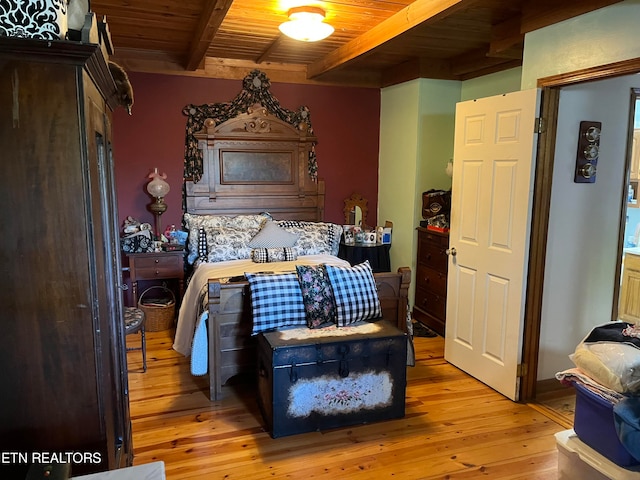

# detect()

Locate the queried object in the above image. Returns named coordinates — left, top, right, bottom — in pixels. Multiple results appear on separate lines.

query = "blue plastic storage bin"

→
left=574, top=382, right=640, bottom=467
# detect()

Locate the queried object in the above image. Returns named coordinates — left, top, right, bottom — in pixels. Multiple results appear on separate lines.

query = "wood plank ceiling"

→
left=93, top=0, right=622, bottom=88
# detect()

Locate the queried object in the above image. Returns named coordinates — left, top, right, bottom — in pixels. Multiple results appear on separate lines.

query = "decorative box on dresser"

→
left=413, top=227, right=449, bottom=336
left=0, top=38, right=132, bottom=476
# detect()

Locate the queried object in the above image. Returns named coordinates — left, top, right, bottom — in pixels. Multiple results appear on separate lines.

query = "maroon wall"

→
left=112, top=72, right=381, bottom=234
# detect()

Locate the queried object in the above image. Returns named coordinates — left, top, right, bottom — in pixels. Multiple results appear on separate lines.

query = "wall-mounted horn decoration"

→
left=574, top=121, right=602, bottom=183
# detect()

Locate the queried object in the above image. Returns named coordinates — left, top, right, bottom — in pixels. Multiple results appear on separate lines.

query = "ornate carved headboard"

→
left=183, top=70, right=324, bottom=221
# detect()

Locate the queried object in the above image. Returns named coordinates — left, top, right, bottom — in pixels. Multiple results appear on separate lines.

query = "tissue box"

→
left=376, top=226, right=392, bottom=245
left=0, top=1, right=68, bottom=40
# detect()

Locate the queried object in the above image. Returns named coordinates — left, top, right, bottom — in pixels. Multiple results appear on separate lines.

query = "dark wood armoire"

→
left=0, top=38, right=132, bottom=476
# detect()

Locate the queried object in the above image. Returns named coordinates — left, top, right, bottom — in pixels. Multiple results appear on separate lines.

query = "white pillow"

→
left=276, top=221, right=342, bottom=256
left=248, top=220, right=299, bottom=248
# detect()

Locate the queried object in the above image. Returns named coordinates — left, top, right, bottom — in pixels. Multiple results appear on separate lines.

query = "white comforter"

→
left=172, top=254, right=350, bottom=356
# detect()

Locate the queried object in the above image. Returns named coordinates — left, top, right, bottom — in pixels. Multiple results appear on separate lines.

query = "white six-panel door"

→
left=444, top=89, right=540, bottom=401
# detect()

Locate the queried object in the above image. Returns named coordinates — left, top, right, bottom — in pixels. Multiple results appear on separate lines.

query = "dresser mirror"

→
left=344, top=193, right=368, bottom=228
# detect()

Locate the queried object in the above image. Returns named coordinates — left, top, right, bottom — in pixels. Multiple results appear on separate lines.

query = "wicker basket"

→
left=138, top=286, right=176, bottom=332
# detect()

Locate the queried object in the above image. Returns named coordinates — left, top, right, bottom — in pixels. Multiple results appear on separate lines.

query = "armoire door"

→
left=84, top=69, right=132, bottom=469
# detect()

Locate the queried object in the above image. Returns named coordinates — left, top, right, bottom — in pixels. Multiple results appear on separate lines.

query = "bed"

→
left=173, top=70, right=411, bottom=401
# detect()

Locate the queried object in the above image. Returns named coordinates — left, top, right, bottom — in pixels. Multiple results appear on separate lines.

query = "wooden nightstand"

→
left=127, top=251, right=185, bottom=305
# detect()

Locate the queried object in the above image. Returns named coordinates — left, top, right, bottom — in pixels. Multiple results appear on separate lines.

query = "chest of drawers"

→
left=413, top=228, right=449, bottom=336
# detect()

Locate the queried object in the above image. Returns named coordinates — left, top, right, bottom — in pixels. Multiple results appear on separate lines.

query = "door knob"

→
left=446, top=247, right=457, bottom=256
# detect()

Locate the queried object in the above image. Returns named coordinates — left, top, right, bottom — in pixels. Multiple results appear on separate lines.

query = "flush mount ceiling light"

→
left=279, top=6, right=334, bottom=42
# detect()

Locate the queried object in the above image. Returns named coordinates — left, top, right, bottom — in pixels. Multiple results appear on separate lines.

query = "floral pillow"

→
left=205, top=226, right=259, bottom=263
left=183, top=213, right=270, bottom=263
left=296, top=264, right=337, bottom=328
left=276, top=221, right=342, bottom=257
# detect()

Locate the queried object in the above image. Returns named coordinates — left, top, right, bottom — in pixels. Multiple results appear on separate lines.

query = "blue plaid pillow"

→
left=245, top=272, right=307, bottom=335
left=325, top=261, right=381, bottom=326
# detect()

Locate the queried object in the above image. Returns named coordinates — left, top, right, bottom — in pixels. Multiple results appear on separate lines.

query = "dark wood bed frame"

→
left=185, top=102, right=411, bottom=401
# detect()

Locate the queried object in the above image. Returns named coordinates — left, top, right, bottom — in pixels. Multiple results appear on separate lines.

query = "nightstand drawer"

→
left=135, top=266, right=180, bottom=278
left=133, top=255, right=182, bottom=276
left=416, top=264, right=447, bottom=296
left=127, top=251, right=185, bottom=305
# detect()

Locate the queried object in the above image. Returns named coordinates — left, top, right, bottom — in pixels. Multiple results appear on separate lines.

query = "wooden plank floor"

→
left=126, top=329, right=566, bottom=479
left=530, top=383, right=576, bottom=431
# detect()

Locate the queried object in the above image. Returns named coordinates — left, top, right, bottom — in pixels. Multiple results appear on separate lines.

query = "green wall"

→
left=379, top=71, right=521, bottom=307
left=461, top=67, right=522, bottom=101
left=417, top=79, right=460, bottom=197
left=379, top=79, right=461, bottom=306
left=378, top=80, right=421, bottom=290
left=522, top=0, right=640, bottom=89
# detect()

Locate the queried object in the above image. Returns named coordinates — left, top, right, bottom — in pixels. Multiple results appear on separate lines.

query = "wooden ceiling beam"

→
left=112, top=49, right=381, bottom=87
left=381, top=57, right=455, bottom=86
left=458, top=59, right=522, bottom=81
left=185, top=0, right=234, bottom=71
left=489, top=15, right=523, bottom=57
left=449, top=47, right=518, bottom=77
left=256, top=35, right=285, bottom=65
left=307, top=0, right=481, bottom=79
left=487, top=44, right=523, bottom=61
left=520, top=0, right=623, bottom=34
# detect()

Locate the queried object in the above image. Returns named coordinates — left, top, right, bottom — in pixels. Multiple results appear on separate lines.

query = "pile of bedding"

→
left=556, top=321, right=640, bottom=463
